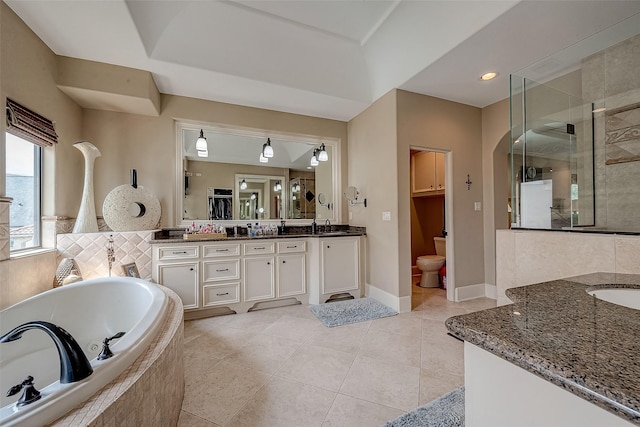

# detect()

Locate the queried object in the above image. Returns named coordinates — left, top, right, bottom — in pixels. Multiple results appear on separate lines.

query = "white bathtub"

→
left=0, top=277, right=168, bottom=427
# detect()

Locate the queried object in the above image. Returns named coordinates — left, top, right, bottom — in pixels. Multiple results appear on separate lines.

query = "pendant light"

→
left=318, top=143, right=328, bottom=162
left=195, top=129, right=208, bottom=151
left=310, top=149, right=319, bottom=167
left=262, top=137, right=274, bottom=158
left=259, top=152, right=268, bottom=163
left=197, top=148, right=208, bottom=158
left=273, top=181, right=281, bottom=192
left=240, top=179, right=247, bottom=190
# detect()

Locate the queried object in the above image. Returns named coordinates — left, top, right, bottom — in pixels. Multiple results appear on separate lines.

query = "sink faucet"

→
left=324, top=219, right=331, bottom=233
left=0, top=321, right=93, bottom=383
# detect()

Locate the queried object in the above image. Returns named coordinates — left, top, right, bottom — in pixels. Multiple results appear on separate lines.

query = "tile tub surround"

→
left=446, top=273, right=640, bottom=425
left=50, top=285, right=184, bottom=426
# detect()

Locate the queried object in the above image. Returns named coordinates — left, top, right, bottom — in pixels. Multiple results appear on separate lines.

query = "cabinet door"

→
left=412, top=151, right=436, bottom=192
left=321, top=238, right=359, bottom=294
left=277, top=253, right=306, bottom=297
left=243, top=256, right=275, bottom=302
left=435, top=152, right=445, bottom=190
left=157, top=262, right=199, bottom=309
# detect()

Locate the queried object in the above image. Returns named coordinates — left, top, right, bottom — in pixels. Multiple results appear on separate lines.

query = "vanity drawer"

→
left=244, top=242, right=275, bottom=255
left=202, top=259, right=240, bottom=282
left=203, top=243, right=241, bottom=258
left=277, top=241, right=306, bottom=253
left=203, top=283, right=240, bottom=306
left=158, top=246, right=199, bottom=260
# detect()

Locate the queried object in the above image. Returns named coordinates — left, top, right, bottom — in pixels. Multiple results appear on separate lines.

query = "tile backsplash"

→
left=57, top=231, right=154, bottom=280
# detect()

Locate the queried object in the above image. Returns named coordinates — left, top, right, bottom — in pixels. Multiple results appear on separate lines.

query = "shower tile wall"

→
left=582, top=34, right=640, bottom=230
left=57, top=231, right=153, bottom=280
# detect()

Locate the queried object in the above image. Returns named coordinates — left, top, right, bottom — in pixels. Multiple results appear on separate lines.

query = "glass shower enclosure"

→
left=510, top=75, right=595, bottom=230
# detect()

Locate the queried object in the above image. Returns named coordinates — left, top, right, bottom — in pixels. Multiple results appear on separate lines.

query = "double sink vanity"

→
left=447, top=273, right=640, bottom=426
left=151, top=226, right=365, bottom=319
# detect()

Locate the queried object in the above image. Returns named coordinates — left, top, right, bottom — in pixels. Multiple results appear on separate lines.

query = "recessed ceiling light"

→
left=480, top=72, right=498, bottom=81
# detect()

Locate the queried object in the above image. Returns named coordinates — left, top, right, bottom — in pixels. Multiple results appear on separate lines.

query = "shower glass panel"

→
left=510, top=75, right=594, bottom=230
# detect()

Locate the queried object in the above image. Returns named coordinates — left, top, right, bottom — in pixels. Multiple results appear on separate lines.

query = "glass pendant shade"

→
left=263, top=138, right=274, bottom=158
left=240, top=179, right=247, bottom=190
left=310, top=149, right=319, bottom=167
left=196, top=129, right=208, bottom=151
left=197, top=148, right=208, bottom=158
left=259, top=153, right=268, bottom=163
left=318, top=144, right=328, bottom=162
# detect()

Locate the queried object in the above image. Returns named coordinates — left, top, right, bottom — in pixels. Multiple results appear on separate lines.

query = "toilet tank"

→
left=434, top=237, right=446, bottom=257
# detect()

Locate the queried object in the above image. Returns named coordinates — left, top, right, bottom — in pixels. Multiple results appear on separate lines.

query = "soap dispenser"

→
left=311, top=218, right=318, bottom=235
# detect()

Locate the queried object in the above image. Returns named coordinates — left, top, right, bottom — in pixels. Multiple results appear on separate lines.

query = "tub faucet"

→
left=324, top=219, right=331, bottom=233
left=0, top=321, right=93, bottom=384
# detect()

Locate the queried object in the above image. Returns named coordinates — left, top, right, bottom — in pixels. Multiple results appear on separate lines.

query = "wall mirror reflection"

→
left=177, top=122, right=338, bottom=224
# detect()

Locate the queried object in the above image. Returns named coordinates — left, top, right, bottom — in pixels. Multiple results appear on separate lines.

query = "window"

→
left=6, top=133, right=42, bottom=251
left=5, top=98, right=57, bottom=252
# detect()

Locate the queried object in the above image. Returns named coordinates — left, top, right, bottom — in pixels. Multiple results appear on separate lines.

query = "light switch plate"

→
left=382, top=211, right=391, bottom=221
left=474, top=202, right=481, bottom=211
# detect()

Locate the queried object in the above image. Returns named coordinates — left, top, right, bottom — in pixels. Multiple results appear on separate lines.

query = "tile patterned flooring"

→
left=178, top=284, right=496, bottom=427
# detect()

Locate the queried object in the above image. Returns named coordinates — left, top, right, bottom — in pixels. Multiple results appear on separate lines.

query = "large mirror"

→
left=177, top=122, right=338, bottom=224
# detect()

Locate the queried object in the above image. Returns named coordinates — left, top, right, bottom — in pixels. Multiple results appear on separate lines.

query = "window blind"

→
left=5, top=98, right=58, bottom=147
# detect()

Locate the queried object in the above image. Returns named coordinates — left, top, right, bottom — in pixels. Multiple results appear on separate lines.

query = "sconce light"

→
left=196, top=129, right=208, bottom=151
left=310, top=149, right=319, bottom=167
left=197, top=148, right=208, bottom=158
left=292, top=195, right=297, bottom=200
left=274, top=181, right=282, bottom=192
left=259, top=152, right=268, bottom=163
left=318, top=143, right=328, bottom=162
left=250, top=193, right=256, bottom=200
left=262, top=138, right=274, bottom=158
left=240, top=179, right=247, bottom=190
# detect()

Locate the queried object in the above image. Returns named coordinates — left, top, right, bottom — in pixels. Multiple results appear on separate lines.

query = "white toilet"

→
left=416, top=237, right=446, bottom=288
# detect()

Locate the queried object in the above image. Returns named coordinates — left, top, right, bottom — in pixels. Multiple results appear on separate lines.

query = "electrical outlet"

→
left=382, top=211, right=391, bottom=221
left=474, top=202, right=481, bottom=211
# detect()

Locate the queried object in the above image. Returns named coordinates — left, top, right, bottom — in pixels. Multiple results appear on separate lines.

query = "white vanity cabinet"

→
left=276, top=241, right=306, bottom=297
left=202, top=242, right=241, bottom=308
left=153, top=244, right=200, bottom=310
left=153, top=234, right=362, bottom=315
left=308, top=235, right=363, bottom=304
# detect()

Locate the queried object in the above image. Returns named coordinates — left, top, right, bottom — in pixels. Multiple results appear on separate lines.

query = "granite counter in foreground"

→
left=446, top=273, right=640, bottom=425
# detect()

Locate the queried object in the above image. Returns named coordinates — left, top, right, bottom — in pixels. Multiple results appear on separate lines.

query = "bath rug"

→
left=382, top=387, right=465, bottom=427
left=309, top=297, right=397, bottom=327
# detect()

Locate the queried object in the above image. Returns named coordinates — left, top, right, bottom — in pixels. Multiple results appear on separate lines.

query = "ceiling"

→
left=5, top=0, right=640, bottom=121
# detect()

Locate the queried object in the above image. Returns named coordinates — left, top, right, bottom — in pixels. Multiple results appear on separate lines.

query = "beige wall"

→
left=481, top=98, right=510, bottom=286
left=348, top=90, right=399, bottom=296
left=82, top=95, right=348, bottom=228
left=397, top=90, right=484, bottom=292
left=0, top=3, right=84, bottom=307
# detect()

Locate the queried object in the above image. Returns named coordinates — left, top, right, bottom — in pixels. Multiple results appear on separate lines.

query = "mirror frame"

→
left=175, top=120, right=341, bottom=226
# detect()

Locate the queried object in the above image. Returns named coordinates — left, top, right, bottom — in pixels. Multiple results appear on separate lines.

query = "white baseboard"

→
left=455, top=283, right=496, bottom=301
left=485, top=284, right=497, bottom=300
left=365, top=283, right=411, bottom=313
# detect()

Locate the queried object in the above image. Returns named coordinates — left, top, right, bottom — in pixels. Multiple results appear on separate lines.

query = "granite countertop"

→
left=150, top=226, right=366, bottom=243
left=446, top=273, right=640, bottom=425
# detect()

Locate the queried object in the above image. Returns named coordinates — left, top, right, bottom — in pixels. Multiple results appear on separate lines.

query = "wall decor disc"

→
left=103, top=185, right=161, bottom=231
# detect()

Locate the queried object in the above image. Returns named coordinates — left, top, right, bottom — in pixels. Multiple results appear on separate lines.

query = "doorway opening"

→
left=409, top=147, right=454, bottom=308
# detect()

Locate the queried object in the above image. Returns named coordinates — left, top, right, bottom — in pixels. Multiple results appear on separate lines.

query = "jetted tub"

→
left=0, top=277, right=168, bottom=427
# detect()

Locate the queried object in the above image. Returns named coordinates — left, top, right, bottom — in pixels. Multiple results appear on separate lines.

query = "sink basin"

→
left=587, top=287, right=640, bottom=310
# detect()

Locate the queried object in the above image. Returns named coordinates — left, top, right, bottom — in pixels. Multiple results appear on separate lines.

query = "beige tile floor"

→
left=178, top=284, right=495, bottom=427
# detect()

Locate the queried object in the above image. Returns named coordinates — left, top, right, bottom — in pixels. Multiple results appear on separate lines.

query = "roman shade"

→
left=5, top=98, right=58, bottom=147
